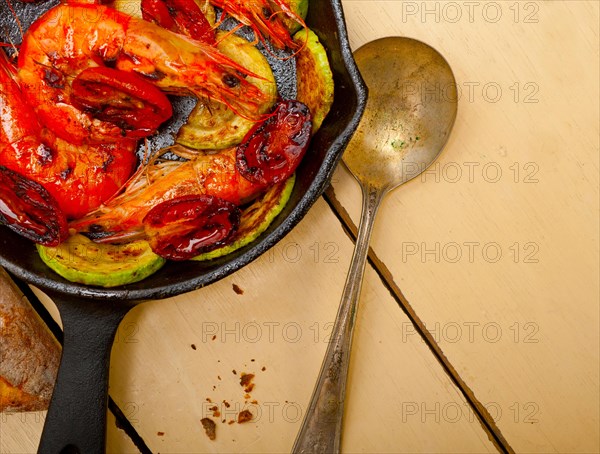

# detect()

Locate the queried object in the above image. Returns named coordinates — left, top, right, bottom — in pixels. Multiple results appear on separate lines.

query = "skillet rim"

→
left=0, top=0, right=367, bottom=302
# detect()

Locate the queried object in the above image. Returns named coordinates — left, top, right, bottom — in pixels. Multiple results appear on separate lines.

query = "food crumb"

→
left=157, top=432, right=165, bottom=436
left=212, top=335, right=217, bottom=341
left=261, top=366, right=266, bottom=371
left=251, top=359, right=255, bottom=362
left=191, top=344, right=196, bottom=350
left=240, top=373, right=255, bottom=393
left=232, top=284, right=244, bottom=295
left=237, top=410, right=253, bottom=424
left=206, top=398, right=212, bottom=403
left=223, top=400, right=231, bottom=408
left=222, top=419, right=226, bottom=423
left=217, top=375, right=222, bottom=380
left=251, top=400, right=258, bottom=404
left=200, top=418, right=216, bottom=441
left=228, top=420, right=235, bottom=425
left=232, top=369, right=237, bottom=375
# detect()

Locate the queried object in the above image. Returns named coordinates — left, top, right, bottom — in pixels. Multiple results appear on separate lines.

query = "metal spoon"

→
left=292, top=37, right=458, bottom=453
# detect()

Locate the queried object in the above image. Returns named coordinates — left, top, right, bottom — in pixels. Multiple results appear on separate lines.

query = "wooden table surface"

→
left=1, top=1, right=598, bottom=453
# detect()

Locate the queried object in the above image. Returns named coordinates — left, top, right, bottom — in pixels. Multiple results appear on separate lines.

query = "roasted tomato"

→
left=71, top=67, right=173, bottom=138
left=236, top=100, right=312, bottom=185
left=0, top=166, right=68, bottom=246
left=143, top=195, right=241, bottom=261
left=141, top=0, right=216, bottom=45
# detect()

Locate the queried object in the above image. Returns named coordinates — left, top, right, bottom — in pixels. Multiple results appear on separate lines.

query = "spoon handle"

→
left=292, top=184, right=385, bottom=454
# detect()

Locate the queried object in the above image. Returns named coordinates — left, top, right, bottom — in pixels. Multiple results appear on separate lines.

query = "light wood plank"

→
left=107, top=199, right=497, bottom=453
left=0, top=410, right=140, bottom=453
left=332, top=1, right=599, bottom=452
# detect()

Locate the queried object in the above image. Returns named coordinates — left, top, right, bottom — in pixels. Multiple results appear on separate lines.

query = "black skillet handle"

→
left=38, top=293, right=133, bottom=454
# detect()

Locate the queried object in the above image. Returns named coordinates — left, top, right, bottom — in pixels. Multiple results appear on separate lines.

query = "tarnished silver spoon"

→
left=292, top=36, right=458, bottom=453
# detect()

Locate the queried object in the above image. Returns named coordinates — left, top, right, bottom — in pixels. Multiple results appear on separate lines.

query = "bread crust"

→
left=0, top=267, right=60, bottom=412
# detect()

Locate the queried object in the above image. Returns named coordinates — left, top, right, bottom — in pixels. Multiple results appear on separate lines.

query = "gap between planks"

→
left=322, top=186, right=515, bottom=454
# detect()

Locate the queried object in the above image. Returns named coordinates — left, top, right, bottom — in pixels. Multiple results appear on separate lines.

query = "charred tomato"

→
left=236, top=100, right=312, bottom=185
left=0, top=166, right=68, bottom=247
left=71, top=67, right=173, bottom=138
left=141, top=0, right=216, bottom=45
left=143, top=195, right=241, bottom=261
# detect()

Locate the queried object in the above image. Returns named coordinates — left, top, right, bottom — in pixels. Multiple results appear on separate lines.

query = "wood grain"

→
left=332, top=1, right=599, bottom=452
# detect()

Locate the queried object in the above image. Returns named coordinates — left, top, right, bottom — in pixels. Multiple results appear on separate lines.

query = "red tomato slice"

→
left=236, top=100, right=312, bottom=185
left=0, top=166, right=68, bottom=246
left=71, top=67, right=173, bottom=138
left=141, top=0, right=179, bottom=32
left=143, top=195, right=241, bottom=261
left=141, top=0, right=216, bottom=45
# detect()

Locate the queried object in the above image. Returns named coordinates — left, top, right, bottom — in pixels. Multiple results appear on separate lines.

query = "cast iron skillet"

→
left=0, top=0, right=366, bottom=452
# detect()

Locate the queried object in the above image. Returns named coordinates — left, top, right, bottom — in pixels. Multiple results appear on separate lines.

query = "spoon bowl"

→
left=344, top=36, right=458, bottom=190
left=293, top=36, right=457, bottom=453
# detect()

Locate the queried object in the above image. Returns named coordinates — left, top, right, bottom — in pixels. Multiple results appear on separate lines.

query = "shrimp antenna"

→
left=3, top=0, right=24, bottom=42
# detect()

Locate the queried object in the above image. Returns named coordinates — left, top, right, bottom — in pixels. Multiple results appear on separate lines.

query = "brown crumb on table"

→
left=244, top=393, right=251, bottom=399
left=191, top=344, right=196, bottom=350
left=223, top=400, right=231, bottom=408
left=157, top=432, right=165, bottom=436
left=232, top=369, right=237, bottom=375
left=210, top=406, right=218, bottom=412
left=217, top=375, right=222, bottom=381
left=232, top=283, right=244, bottom=295
left=212, top=335, right=217, bottom=341
left=228, top=420, right=235, bottom=425
left=237, top=410, right=253, bottom=424
left=251, top=359, right=255, bottom=362
left=251, top=400, right=258, bottom=405
left=240, top=373, right=255, bottom=393
left=222, top=419, right=226, bottom=423
left=200, top=418, right=216, bottom=441
left=206, top=398, right=212, bottom=403
left=261, top=366, right=266, bottom=371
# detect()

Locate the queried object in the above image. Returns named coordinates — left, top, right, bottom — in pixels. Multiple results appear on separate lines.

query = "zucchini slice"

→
left=192, top=174, right=295, bottom=261
left=176, top=32, right=277, bottom=150
left=278, top=0, right=310, bottom=34
left=37, top=234, right=166, bottom=287
left=293, top=28, right=334, bottom=132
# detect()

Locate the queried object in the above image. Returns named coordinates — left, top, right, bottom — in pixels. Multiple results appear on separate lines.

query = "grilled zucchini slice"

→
left=293, top=28, right=334, bottom=132
left=176, top=33, right=277, bottom=150
left=37, top=235, right=166, bottom=288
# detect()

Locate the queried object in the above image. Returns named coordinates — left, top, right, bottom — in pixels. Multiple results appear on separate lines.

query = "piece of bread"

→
left=0, top=267, right=60, bottom=412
